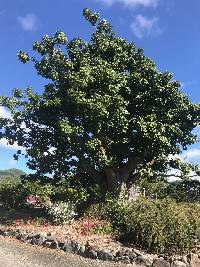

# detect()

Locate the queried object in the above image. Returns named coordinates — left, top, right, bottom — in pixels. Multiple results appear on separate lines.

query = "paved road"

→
left=0, top=237, right=129, bottom=267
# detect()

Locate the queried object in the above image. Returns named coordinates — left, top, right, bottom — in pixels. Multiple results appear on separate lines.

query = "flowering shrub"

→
left=45, top=201, right=77, bottom=224
left=25, top=194, right=51, bottom=208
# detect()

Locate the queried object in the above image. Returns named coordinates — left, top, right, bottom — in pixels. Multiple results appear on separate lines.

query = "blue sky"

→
left=0, top=0, right=200, bottom=173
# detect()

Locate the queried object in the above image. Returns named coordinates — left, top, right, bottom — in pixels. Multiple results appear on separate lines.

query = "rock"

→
left=116, top=250, right=126, bottom=257
left=181, top=256, right=190, bottom=266
left=134, top=255, right=151, bottom=266
left=86, top=250, right=98, bottom=259
left=38, top=232, right=48, bottom=238
left=98, top=249, right=114, bottom=261
left=153, top=258, right=170, bottom=267
left=0, top=229, right=5, bottom=235
left=171, top=260, right=187, bottom=267
left=133, top=249, right=143, bottom=256
left=30, top=238, right=38, bottom=245
left=71, top=240, right=80, bottom=253
left=120, top=256, right=131, bottom=264
left=57, top=240, right=65, bottom=250
left=78, top=246, right=86, bottom=256
left=50, top=241, right=59, bottom=249
left=125, top=250, right=137, bottom=260
left=15, top=233, right=22, bottom=240
left=63, top=241, right=73, bottom=253
left=6, top=230, right=15, bottom=237
left=28, top=233, right=38, bottom=239
left=34, top=233, right=41, bottom=239
left=46, top=236, right=57, bottom=242
left=25, top=239, right=32, bottom=244
left=32, top=236, right=45, bottom=246
left=20, top=234, right=29, bottom=242
left=44, top=241, right=52, bottom=248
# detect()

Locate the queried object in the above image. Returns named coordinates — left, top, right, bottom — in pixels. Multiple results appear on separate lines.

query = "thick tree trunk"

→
left=103, top=168, right=142, bottom=200
left=104, top=167, right=128, bottom=198
left=94, top=156, right=154, bottom=200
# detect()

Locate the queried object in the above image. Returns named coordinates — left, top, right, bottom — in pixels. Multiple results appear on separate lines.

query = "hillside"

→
left=0, top=168, right=26, bottom=182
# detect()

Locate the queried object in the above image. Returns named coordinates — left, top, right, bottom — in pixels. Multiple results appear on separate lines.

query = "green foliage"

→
left=45, top=201, right=77, bottom=224
left=124, top=198, right=200, bottom=253
left=85, top=195, right=128, bottom=231
left=138, top=177, right=200, bottom=203
left=0, top=179, right=27, bottom=208
left=103, top=196, right=128, bottom=231
left=51, top=174, right=102, bottom=215
left=92, top=221, right=113, bottom=235
left=87, top=196, right=200, bottom=253
left=0, top=8, right=200, bottom=193
left=158, top=180, right=200, bottom=203
left=22, top=180, right=54, bottom=197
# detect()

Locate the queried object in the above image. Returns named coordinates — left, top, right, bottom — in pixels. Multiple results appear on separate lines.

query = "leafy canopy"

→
left=0, top=8, right=200, bottom=180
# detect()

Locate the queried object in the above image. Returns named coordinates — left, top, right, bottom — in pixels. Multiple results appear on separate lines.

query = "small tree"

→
left=0, top=9, right=200, bottom=198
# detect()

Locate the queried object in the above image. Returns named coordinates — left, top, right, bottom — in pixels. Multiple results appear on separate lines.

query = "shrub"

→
left=92, top=221, right=113, bottom=235
left=158, top=180, right=200, bottom=203
left=53, top=185, right=88, bottom=204
left=84, top=195, right=128, bottom=232
left=103, top=196, right=128, bottom=232
left=0, top=179, right=27, bottom=208
left=87, top=196, right=200, bottom=253
left=124, top=197, right=200, bottom=253
left=45, top=201, right=77, bottom=224
left=0, top=179, right=54, bottom=209
left=22, top=180, right=54, bottom=197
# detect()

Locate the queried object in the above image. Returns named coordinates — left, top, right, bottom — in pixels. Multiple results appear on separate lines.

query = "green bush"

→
left=86, top=196, right=200, bottom=253
left=22, top=180, right=54, bottom=197
left=53, top=184, right=88, bottom=204
left=92, top=221, right=113, bottom=235
left=0, top=179, right=54, bottom=209
left=0, top=179, right=27, bottom=208
left=124, top=197, right=200, bottom=253
left=84, top=195, right=128, bottom=232
left=158, top=180, right=200, bottom=203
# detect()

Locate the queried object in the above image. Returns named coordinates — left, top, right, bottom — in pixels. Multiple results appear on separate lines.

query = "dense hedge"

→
left=86, top=196, right=200, bottom=253
left=124, top=198, right=200, bottom=253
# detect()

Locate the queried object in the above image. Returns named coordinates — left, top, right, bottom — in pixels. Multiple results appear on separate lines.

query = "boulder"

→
left=46, top=235, right=57, bottom=242
left=78, top=246, right=86, bottom=256
left=134, top=255, right=151, bottom=266
left=50, top=241, right=59, bottom=249
left=171, top=260, right=187, bottom=267
left=153, top=258, right=170, bottom=267
left=86, top=249, right=98, bottom=259
left=98, top=249, right=114, bottom=261
left=63, top=241, right=73, bottom=253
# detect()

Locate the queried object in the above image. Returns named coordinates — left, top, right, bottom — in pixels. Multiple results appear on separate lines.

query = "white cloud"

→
left=130, top=14, right=160, bottom=38
left=166, top=169, right=199, bottom=182
left=17, top=13, right=38, bottom=31
left=183, top=148, right=200, bottom=160
left=97, top=0, right=158, bottom=8
left=0, top=138, right=25, bottom=152
left=0, top=106, right=11, bottom=119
